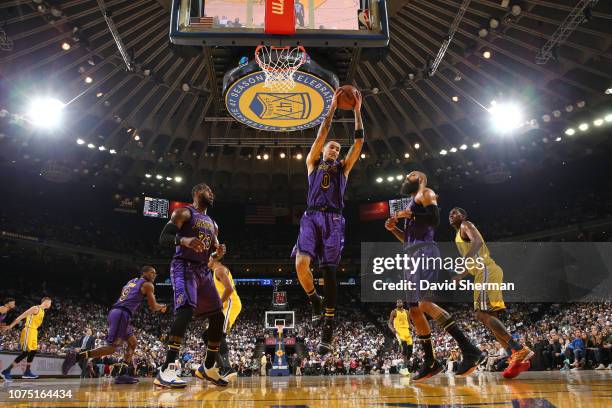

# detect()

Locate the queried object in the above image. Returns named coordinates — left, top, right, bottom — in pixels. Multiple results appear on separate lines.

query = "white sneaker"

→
left=154, top=364, right=187, bottom=388
left=607, top=364, right=612, bottom=370
left=399, top=368, right=410, bottom=376
left=595, top=364, right=606, bottom=370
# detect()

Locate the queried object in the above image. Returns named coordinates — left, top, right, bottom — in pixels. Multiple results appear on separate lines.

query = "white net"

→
left=255, top=46, right=307, bottom=92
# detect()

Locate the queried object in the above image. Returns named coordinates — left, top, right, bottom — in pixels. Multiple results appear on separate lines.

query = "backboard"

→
left=265, top=311, right=295, bottom=329
left=170, top=0, right=389, bottom=47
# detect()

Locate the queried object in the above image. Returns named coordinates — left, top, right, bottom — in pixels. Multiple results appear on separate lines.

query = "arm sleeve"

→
left=159, top=223, right=180, bottom=247
left=412, top=204, right=440, bottom=227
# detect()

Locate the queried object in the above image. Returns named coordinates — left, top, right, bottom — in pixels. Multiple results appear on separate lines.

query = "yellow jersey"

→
left=25, top=307, right=45, bottom=330
left=454, top=226, right=496, bottom=275
left=213, top=268, right=240, bottom=305
left=393, top=309, right=413, bottom=344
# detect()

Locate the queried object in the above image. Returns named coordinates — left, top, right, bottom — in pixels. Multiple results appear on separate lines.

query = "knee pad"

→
left=206, top=311, right=224, bottom=344
left=170, top=306, right=194, bottom=338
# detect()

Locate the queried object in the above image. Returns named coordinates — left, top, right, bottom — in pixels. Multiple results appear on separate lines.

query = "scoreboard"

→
left=389, top=197, right=411, bottom=218
left=143, top=197, right=169, bottom=218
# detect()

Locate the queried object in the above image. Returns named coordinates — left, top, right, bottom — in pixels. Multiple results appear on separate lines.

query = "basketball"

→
left=337, top=85, right=359, bottom=110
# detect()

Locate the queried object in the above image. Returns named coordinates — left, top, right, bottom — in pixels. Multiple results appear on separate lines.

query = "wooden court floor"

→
left=0, top=371, right=611, bottom=407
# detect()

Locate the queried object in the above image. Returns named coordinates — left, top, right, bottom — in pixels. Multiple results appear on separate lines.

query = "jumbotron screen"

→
left=143, top=197, right=170, bottom=218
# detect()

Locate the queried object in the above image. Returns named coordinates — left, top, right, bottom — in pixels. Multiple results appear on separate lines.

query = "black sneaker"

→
left=455, top=351, right=487, bottom=377
left=316, top=317, right=334, bottom=355
left=412, top=359, right=443, bottom=382
left=310, top=294, right=323, bottom=323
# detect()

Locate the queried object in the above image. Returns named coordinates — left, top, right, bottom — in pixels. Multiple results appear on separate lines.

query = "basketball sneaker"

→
left=220, top=366, right=238, bottom=381
left=502, top=347, right=534, bottom=379
left=154, top=364, right=187, bottom=388
left=115, top=374, right=139, bottom=384
left=22, top=370, right=39, bottom=379
left=316, top=317, right=334, bottom=355
left=412, top=359, right=443, bottom=382
left=195, top=364, right=229, bottom=387
left=310, top=294, right=323, bottom=323
left=455, top=350, right=487, bottom=377
left=0, top=368, right=12, bottom=382
left=399, top=367, right=410, bottom=376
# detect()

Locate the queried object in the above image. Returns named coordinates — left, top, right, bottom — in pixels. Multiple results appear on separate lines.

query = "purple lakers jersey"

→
left=307, top=160, right=346, bottom=209
left=404, top=199, right=436, bottom=245
left=113, top=277, right=146, bottom=314
left=174, top=206, right=216, bottom=263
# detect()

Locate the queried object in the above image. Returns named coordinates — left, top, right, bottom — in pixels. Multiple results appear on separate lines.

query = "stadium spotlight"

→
left=578, top=123, right=588, bottom=132
left=488, top=102, right=524, bottom=133
left=256, top=154, right=262, bottom=160
left=396, top=175, right=403, bottom=181
left=98, top=145, right=106, bottom=151
left=386, top=176, right=394, bottom=182
left=376, top=177, right=383, bottom=183
left=460, top=144, right=467, bottom=150
left=174, top=176, right=182, bottom=183
left=156, top=174, right=162, bottom=180
left=61, top=42, right=71, bottom=50
left=27, top=97, right=65, bottom=128
left=489, top=17, right=500, bottom=29
left=555, top=137, right=562, bottom=142
left=605, top=114, right=612, bottom=123
left=145, top=173, right=151, bottom=178
left=593, top=118, right=604, bottom=127
left=263, top=153, right=269, bottom=160
left=87, top=143, right=95, bottom=149
left=414, top=143, right=420, bottom=149
left=84, top=76, right=93, bottom=84
left=478, top=28, right=488, bottom=38
left=483, top=50, right=492, bottom=59
left=404, top=152, right=410, bottom=158
left=360, top=153, right=366, bottom=159
left=109, top=149, right=116, bottom=154
left=565, top=128, right=575, bottom=136
left=450, top=147, right=458, bottom=153
left=452, top=96, right=459, bottom=102
left=472, top=142, right=481, bottom=148
left=440, top=149, right=448, bottom=155
left=279, top=152, right=286, bottom=159
left=76, top=138, right=85, bottom=145
left=166, top=177, right=172, bottom=181
left=296, top=153, right=303, bottom=160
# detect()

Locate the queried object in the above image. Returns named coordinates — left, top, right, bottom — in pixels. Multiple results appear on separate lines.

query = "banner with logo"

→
left=112, top=194, right=140, bottom=214
left=359, top=201, right=389, bottom=221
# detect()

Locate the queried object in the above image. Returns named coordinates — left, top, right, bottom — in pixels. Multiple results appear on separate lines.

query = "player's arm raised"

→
left=5, top=306, right=38, bottom=331
left=159, top=207, right=204, bottom=253
left=388, top=309, right=397, bottom=334
left=306, top=89, right=341, bottom=174
left=461, top=221, right=484, bottom=260
left=142, top=282, right=166, bottom=313
left=212, top=264, right=234, bottom=304
left=343, top=90, right=364, bottom=177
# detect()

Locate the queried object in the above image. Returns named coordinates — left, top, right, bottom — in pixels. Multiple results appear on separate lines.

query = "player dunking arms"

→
left=156, top=183, right=228, bottom=388
left=62, top=266, right=166, bottom=384
left=198, top=258, right=241, bottom=380
left=0, top=298, right=16, bottom=329
left=449, top=207, right=534, bottom=378
left=1, top=297, right=52, bottom=381
left=385, top=171, right=484, bottom=381
left=292, top=87, right=364, bottom=354
left=388, top=299, right=413, bottom=376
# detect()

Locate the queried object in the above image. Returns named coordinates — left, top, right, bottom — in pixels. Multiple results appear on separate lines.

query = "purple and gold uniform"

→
left=403, top=198, right=442, bottom=304
left=106, top=278, right=145, bottom=343
left=291, top=159, right=346, bottom=267
left=172, top=206, right=222, bottom=315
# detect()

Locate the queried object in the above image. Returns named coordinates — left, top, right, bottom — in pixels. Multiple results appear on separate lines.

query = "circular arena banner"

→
left=225, top=71, right=335, bottom=132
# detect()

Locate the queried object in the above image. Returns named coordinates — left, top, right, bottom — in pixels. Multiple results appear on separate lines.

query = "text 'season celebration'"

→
left=0, top=0, right=611, bottom=407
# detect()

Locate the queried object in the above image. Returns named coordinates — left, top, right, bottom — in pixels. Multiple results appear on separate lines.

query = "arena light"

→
left=488, top=102, right=524, bottom=133
left=452, top=96, right=459, bottom=102
left=155, top=174, right=162, bottom=180
left=404, top=152, right=410, bottom=158
left=164, top=177, right=171, bottom=181
left=87, top=143, right=95, bottom=149
left=414, top=143, right=420, bottom=149
left=109, top=149, right=116, bottom=154
left=396, top=175, right=403, bottom=181
left=459, top=144, right=467, bottom=150
left=360, top=153, right=366, bottom=159
left=376, top=177, right=383, bottom=183
left=296, top=153, right=303, bottom=160
left=61, top=42, right=70, bottom=50
left=450, top=147, right=457, bottom=153
left=555, top=137, right=562, bottom=142
left=145, top=173, right=151, bottom=178
left=472, top=142, right=481, bottom=148
left=84, top=76, right=93, bottom=84
left=565, top=128, right=575, bottom=136
left=483, top=50, right=492, bottom=59
left=27, top=97, right=65, bottom=128
left=256, top=154, right=262, bottom=160
left=279, top=152, right=286, bottom=159
left=578, top=123, right=588, bottom=131
left=98, top=145, right=106, bottom=151
left=386, top=176, right=394, bottom=182
left=605, top=114, right=612, bottom=122
left=96, top=92, right=104, bottom=98
left=440, top=149, right=448, bottom=155
left=76, top=138, right=85, bottom=145
left=134, top=135, right=140, bottom=141
left=174, top=176, right=182, bottom=183
left=593, top=118, right=604, bottom=127
left=263, top=153, right=269, bottom=160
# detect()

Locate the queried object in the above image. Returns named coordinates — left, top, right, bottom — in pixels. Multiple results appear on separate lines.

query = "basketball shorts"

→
left=19, top=328, right=38, bottom=352
left=222, top=295, right=242, bottom=334
left=395, top=329, right=413, bottom=345
left=403, top=242, right=444, bottom=304
left=291, top=210, right=345, bottom=267
left=472, top=262, right=506, bottom=312
left=172, top=259, right=222, bottom=315
left=106, top=308, right=134, bottom=344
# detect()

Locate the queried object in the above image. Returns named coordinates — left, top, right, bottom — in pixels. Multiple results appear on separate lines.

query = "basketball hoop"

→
left=255, top=45, right=307, bottom=92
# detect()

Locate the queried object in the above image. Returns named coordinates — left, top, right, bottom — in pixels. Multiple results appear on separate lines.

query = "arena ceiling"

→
left=0, top=0, right=611, bottom=201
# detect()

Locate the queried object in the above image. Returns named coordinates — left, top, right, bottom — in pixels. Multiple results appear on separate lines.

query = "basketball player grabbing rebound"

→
left=198, top=258, right=241, bottom=380
left=292, top=87, right=364, bottom=355
left=156, top=183, right=228, bottom=388
left=388, top=299, right=413, bottom=376
left=1, top=297, right=52, bottom=381
left=385, top=171, right=484, bottom=381
left=449, top=207, right=534, bottom=378
left=62, top=266, right=166, bottom=384
left=0, top=298, right=16, bottom=329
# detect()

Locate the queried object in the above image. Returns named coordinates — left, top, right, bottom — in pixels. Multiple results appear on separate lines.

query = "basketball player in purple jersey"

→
left=62, top=266, right=166, bottom=384
left=0, top=298, right=16, bottom=329
left=385, top=171, right=485, bottom=381
left=292, top=87, right=364, bottom=355
left=156, top=183, right=228, bottom=388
